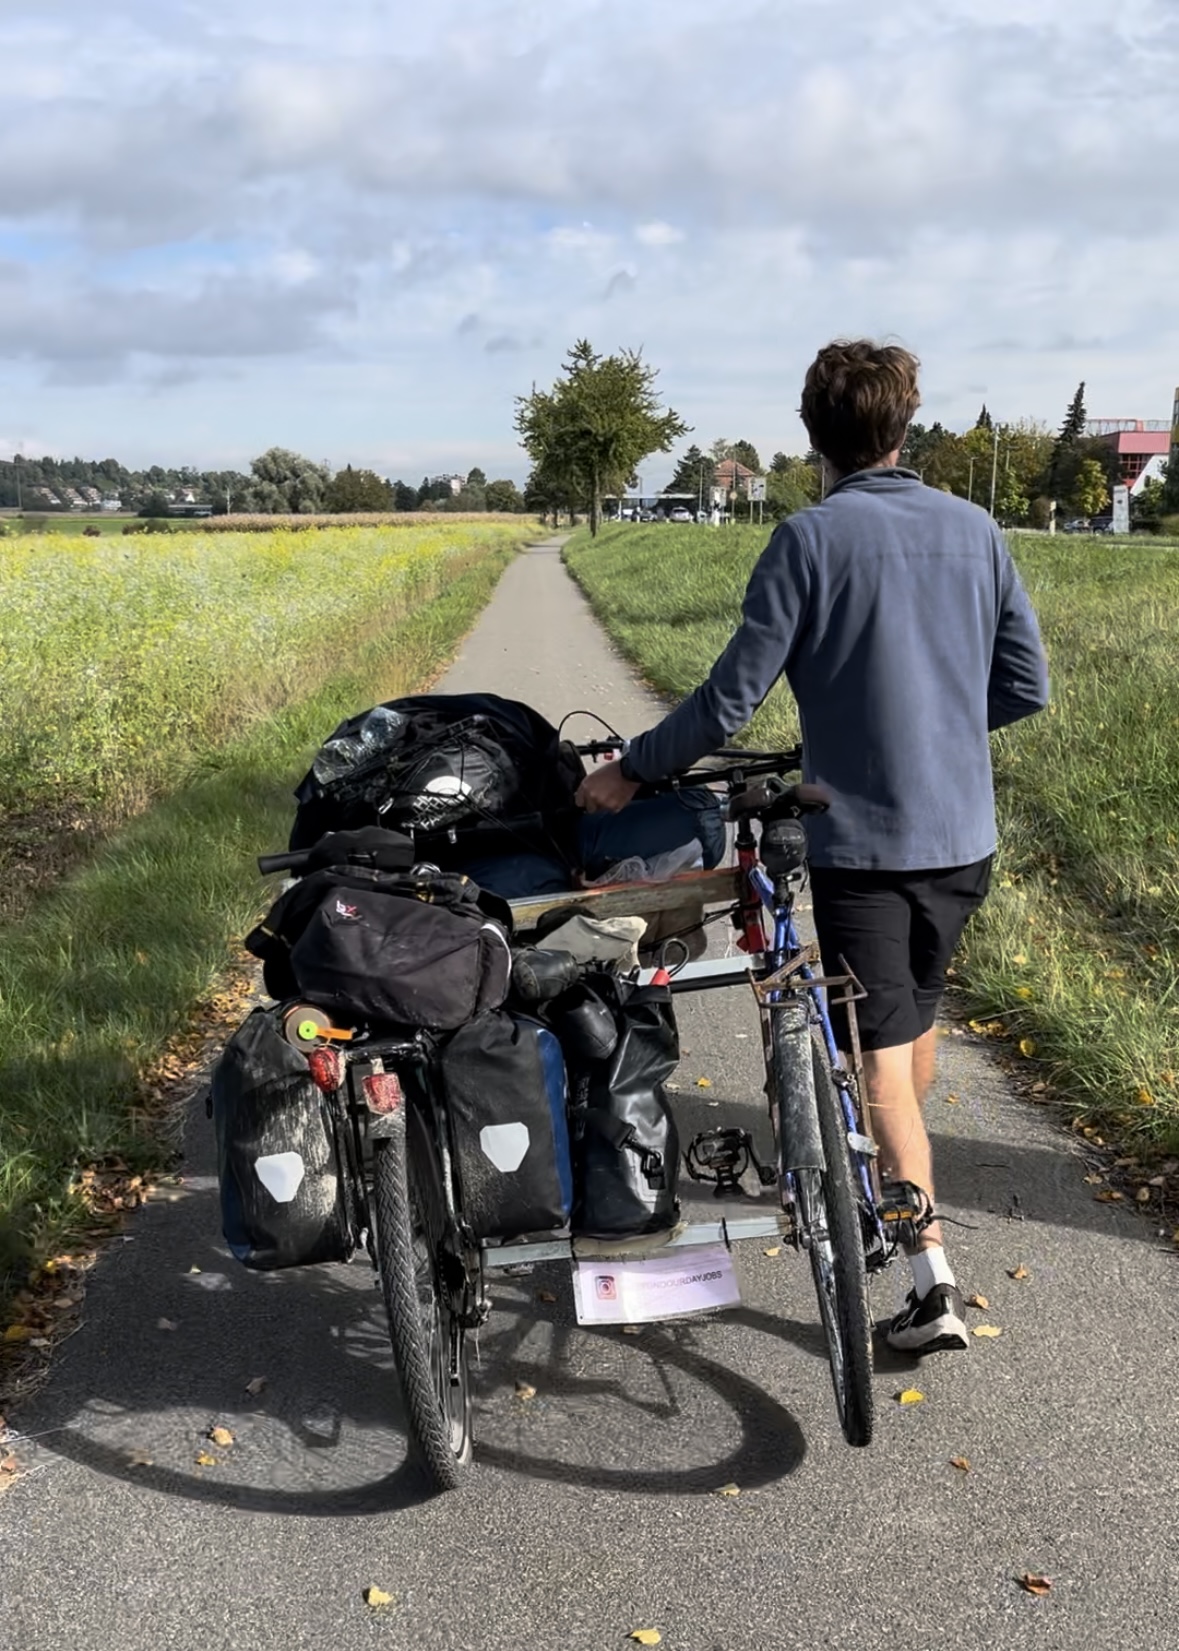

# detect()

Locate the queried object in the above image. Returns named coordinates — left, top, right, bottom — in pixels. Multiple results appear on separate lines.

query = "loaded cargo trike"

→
left=211, top=693, right=937, bottom=1490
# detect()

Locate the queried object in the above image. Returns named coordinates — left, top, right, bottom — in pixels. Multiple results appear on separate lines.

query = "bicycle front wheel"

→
left=371, top=1101, right=473, bottom=1490
left=777, top=1030, right=874, bottom=1446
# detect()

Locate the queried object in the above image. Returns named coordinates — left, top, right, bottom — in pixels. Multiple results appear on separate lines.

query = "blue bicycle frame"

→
left=749, top=864, right=882, bottom=1235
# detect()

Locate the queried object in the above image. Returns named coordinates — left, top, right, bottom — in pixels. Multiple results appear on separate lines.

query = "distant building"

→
left=431, top=474, right=464, bottom=497
left=1084, top=420, right=1170, bottom=494
left=713, top=458, right=756, bottom=494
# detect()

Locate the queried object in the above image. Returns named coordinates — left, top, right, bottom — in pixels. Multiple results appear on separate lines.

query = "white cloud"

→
left=636, top=222, right=685, bottom=247
left=0, top=0, right=1176, bottom=477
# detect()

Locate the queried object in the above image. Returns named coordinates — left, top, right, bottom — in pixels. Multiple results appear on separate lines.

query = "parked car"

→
left=1061, top=518, right=1090, bottom=534
left=668, top=506, right=693, bottom=523
left=639, top=510, right=655, bottom=522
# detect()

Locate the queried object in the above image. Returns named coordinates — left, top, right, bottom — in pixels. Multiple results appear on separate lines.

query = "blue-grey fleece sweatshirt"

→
left=626, top=468, right=1049, bottom=871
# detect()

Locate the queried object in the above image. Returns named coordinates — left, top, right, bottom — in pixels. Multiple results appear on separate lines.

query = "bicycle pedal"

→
left=685, top=1128, right=774, bottom=1199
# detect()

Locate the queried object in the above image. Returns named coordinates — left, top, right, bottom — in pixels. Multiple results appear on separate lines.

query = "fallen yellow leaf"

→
left=1016, top=1573, right=1052, bottom=1597
left=1019, top=1038, right=1036, bottom=1058
left=364, top=1587, right=396, bottom=1609
left=972, top=1324, right=1002, bottom=1338
left=696, top=1077, right=712, bottom=1089
left=514, top=1381, right=537, bottom=1401
left=944, top=1092, right=961, bottom=1105
left=949, top=1456, right=971, bottom=1472
left=194, top=1451, right=217, bottom=1467
left=966, top=1293, right=989, bottom=1310
left=628, top=1632, right=662, bottom=1646
left=208, top=1426, right=235, bottom=1447
left=896, top=1389, right=925, bottom=1405
left=1007, top=1264, right=1030, bottom=1281
left=1135, top=1186, right=1152, bottom=1203
left=1094, top=1189, right=1124, bottom=1203
left=1136, top=1087, right=1155, bottom=1107
left=2, top=1325, right=32, bottom=1343
left=717, top=1482, right=741, bottom=1497
left=763, top=1246, right=781, bottom=1258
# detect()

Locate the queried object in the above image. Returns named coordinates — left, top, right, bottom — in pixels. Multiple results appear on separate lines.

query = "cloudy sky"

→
left=1, top=0, right=1176, bottom=486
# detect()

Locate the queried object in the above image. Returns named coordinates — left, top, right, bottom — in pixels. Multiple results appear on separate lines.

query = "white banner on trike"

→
left=571, top=1244, right=740, bottom=1325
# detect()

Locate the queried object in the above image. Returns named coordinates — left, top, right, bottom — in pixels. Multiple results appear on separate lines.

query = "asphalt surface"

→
left=4, top=539, right=1177, bottom=1651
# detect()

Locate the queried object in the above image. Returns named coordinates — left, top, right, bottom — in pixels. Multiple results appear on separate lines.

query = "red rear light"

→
left=306, top=1047, right=344, bottom=1094
left=362, top=1071, right=403, bottom=1115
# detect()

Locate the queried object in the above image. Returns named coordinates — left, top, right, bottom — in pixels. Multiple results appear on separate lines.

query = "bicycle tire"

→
left=371, top=1104, right=473, bottom=1490
left=775, top=1029, right=874, bottom=1446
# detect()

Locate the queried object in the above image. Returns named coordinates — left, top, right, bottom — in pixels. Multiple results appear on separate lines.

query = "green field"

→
left=0, top=520, right=533, bottom=1298
left=566, top=522, right=1179, bottom=1154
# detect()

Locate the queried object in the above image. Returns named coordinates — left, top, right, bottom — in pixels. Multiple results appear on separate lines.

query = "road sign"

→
left=1112, top=484, right=1130, bottom=534
left=748, top=478, right=766, bottom=502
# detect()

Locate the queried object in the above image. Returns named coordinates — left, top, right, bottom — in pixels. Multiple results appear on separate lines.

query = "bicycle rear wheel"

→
left=776, top=1030, right=874, bottom=1446
left=371, top=1100, right=473, bottom=1490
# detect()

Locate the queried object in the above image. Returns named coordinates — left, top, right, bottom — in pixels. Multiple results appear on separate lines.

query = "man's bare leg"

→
left=862, top=1026, right=942, bottom=1248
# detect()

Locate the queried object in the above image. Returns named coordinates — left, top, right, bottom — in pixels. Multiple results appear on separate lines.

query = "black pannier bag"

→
left=287, top=692, right=586, bottom=873
left=246, top=865, right=511, bottom=1030
left=557, top=974, right=682, bottom=1239
left=211, top=1007, right=357, bottom=1270
left=439, top=1012, right=573, bottom=1239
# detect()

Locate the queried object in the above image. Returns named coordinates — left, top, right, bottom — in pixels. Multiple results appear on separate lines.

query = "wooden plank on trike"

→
left=508, top=865, right=742, bottom=932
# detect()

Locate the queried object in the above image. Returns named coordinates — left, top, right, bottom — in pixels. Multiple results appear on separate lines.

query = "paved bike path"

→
left=4, top=539, right=1176, bottom=1651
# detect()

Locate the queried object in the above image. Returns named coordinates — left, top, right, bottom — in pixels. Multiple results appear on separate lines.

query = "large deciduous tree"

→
left=325, top=464, right=395, bottom=513
left=515, top=341, right=687, bottom=536
left=244, top=447, right=331, bottom=514
left=484, top=478, right=523, bottom=512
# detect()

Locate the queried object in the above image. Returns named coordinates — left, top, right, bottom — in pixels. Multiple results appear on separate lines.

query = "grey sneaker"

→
left=886, top=1283, right=970, bottom=1354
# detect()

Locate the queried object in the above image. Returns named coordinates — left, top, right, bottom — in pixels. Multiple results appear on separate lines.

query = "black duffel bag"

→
left=556, top=973, right=681, bottom=1239
left=211, top=1006, right=358, bottom=1270
left=246, top=864, right=511, bottom=1030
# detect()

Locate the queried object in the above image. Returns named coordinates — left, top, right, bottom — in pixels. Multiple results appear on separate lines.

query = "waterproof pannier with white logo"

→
left=211, top=1007, right=357, bottom=1270
left=438, top=1012, right=573, bottom=1239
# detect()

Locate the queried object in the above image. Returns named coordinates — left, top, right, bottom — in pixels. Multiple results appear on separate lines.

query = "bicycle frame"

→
left=736, top=832, right=885, bottom=1256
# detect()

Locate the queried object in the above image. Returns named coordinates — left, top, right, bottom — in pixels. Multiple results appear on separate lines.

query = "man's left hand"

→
left=576, top=761, right=640, bottom=814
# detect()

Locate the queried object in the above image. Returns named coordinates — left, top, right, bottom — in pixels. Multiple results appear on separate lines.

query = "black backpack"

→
left=246, top=864, right=512, bottom=1030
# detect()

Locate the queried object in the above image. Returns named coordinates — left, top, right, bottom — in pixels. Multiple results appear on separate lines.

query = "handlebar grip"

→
left=258, top=850, right=313, bottom=875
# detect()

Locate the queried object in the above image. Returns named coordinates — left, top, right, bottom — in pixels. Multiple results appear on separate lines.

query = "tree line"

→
left=0, top=450, right=529, bottom=516
left=517, top=354, right=1176, bottom=533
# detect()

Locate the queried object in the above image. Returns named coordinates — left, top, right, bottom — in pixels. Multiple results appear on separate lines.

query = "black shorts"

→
left=809, top=857, right=993, bottom=1052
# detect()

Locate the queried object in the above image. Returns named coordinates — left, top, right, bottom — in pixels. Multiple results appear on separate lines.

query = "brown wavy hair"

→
left=800, top=340, right=921, bottom=475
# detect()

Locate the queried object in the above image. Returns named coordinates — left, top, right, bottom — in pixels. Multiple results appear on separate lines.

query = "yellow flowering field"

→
left=0, top=522, right=524, bottom=818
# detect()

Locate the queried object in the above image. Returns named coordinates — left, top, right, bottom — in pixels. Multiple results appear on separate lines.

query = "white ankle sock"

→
left=909, top=1246, right=956, bottom=1300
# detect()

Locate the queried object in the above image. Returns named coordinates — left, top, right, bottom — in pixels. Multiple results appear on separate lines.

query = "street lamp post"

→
left=989, top=425, right=1000, bottom=517
left=13, top=453, right=21, bottom=512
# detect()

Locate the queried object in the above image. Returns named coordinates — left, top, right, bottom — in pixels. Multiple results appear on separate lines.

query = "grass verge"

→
left=0, top=537, right=519, bottom=1303
left=566, top=522, right=1179, bottom=1157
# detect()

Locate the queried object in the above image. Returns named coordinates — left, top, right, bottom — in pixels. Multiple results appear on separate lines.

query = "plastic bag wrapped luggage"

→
left=439, top=1012, right=573, bottom=1239
left=211, top=1007, right=358, bottom=1270
left=289, top=692, right=586, bottom=874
